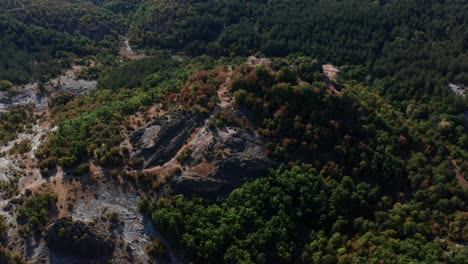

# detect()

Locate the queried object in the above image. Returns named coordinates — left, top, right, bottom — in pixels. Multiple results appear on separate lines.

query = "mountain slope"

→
left=0, top=1, right=466, bottom=263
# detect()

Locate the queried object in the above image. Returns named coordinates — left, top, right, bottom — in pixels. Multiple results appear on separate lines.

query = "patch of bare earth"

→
left=128, top=104, right=165, bottom=131
left=452, top=159, right=468, bottom=188
left=246, top=56, right=272, bottom=68
left=322, top=64, right=341, bottom=94
left=119, top=38, right=145, bottom=60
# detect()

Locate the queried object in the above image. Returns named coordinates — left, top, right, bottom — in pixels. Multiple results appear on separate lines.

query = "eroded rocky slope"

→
left=0, top=59, right=276, bottom=263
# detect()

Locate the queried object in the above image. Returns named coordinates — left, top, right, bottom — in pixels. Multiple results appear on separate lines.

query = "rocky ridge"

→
left=127, top=65, right=273, bottom=196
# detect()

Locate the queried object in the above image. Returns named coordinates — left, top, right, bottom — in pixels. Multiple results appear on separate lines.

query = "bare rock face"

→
left=0, top=73, right=96, bottom=113
left=128, top=109, right=273, bottom=196
left=46, top=218, right=114, bottom=259
left=130, top=112, right=202, bottom=168
left=172, top=126, right=274, bottom=196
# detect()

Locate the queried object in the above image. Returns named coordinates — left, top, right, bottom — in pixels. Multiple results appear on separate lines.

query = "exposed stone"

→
left=0, top=71, right=96, bottom=113
left=172, top=126, right=274, bottom=196
left=449, top=83, right=467, bottom=96
left=130, top=112, right=202, bottom=169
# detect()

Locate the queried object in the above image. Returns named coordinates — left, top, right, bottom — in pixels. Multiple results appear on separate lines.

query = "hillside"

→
left=0, top=0, right=466, bottom=263
left=129, top=0, right=468, bottom=99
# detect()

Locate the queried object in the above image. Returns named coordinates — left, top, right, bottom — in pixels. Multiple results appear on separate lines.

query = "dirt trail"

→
left=452, top=159, right=467, bottom=188
left=119, top=36, right=145, bottom=60
left=217, top=66, right=234, bottom=109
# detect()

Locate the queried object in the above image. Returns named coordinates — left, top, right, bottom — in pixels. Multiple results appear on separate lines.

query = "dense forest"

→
left=129, top=0, right=468, bottom=100
left=0, top=0, right=466, bottom=263
left=142, top=58, right=467, bottom=263
left=0, top=0, right=125, bottom=83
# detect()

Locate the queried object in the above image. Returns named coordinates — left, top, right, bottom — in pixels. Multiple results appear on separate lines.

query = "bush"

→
left=73, top=163, right=90, bottom=176
left=17, top=190, right=58, bottom=230
left=146, top=239, right=169, bottom=261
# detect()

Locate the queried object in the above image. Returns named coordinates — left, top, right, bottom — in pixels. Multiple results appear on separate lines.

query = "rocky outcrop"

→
left=127, top=68, right=274, bottom=196
left=171, top=126, right=274, bottom=196
left=0, top=72, right=96, bottom=113
left=0, top=83, right=47, bottom=112
left=46, top=218, right=114, bottom=259
left=130, top=112, right=202, bottom=168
